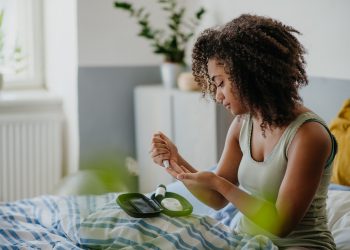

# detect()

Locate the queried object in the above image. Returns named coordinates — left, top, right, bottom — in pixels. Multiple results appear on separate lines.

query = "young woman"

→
left=150, top=14, right=337, bottom=249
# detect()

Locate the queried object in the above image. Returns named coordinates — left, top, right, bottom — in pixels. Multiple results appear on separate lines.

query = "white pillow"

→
left=327, top=190, right=350, bottom=250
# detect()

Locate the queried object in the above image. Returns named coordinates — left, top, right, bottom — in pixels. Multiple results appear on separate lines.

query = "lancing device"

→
left=163, top=160, right=170, bottom=169
left=155, top=184, right=166, bottom=199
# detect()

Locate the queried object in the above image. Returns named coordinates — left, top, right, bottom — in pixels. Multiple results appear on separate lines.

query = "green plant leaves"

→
left=114, top=2, right=132, bottom=11
left=113, top=0, right=206, bottom=65
left=196, top=8, right=206, bottom=20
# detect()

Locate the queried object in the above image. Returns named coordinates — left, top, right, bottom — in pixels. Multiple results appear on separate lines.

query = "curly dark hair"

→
left=192, top=14, right=308, bottom=130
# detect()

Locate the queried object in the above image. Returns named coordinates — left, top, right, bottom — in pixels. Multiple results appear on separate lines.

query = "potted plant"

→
left=114, top=0, right=205, bottom=88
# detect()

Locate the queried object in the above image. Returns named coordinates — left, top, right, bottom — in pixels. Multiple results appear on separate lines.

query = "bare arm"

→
left=150, top=116, right=244, bottom=209
left=150, top=131, right=197, bottom=172
left=178, top=121, right=332, bottom=236
left=166, top=116, right=244, bottom=209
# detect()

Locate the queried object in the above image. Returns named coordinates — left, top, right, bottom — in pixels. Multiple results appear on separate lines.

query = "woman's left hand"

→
left=168, top=160, right=220, bottom=190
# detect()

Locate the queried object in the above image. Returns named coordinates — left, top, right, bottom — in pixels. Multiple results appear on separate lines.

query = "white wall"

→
left=71, top=0, right=349, bottom=173
left=78, top=0, right=202, bottom=67
left=44, top=0, right=79, bottom=175
left=79, top=0, right=350, bottom=80
left=201, top=0, right=350, bottom=80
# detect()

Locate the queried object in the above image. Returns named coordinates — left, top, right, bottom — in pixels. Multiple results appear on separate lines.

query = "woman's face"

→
left=207, top=58, right=246, bottom=115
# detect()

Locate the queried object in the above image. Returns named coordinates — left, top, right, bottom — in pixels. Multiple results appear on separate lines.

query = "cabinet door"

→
left=134, top=87, right=174, bottom=193
left=173, top=91, right=218, bottom=171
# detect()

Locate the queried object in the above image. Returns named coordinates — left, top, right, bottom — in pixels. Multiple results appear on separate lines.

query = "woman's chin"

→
left=228, top=109, right=236, bottom=115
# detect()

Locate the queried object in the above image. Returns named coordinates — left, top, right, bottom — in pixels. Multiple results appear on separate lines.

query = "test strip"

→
left=163, top=160, right=170, bottom=169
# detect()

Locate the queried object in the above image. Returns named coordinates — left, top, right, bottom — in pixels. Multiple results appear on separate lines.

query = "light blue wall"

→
left=78, top=67, right=350, bottom=169
left=78, top=66, right=161, bottom=168
left=300, top=77, right=350, bottom=124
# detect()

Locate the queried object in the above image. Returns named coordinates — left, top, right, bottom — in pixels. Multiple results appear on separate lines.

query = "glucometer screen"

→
left=129, top=198, right=156, bottom=213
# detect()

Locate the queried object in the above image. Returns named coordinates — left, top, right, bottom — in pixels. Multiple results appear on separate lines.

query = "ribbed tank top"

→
left=236, top=112, right=336, bottom=249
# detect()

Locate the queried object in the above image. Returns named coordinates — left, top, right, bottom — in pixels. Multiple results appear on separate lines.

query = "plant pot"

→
left=160, top=62, right=185, bottom=89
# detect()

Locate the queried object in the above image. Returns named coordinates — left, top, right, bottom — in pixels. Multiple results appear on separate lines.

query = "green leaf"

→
left=0, top=10, right=4, bottom=27
left=114, top=1, right=132, bottom=10
left=186, top=32, right=194, bottom=39
left=169, top=35, right=178, bottom=49
left=196, top=8, right=205, bottom=20
left=138, top=27, right=155, bottom=39
left=138, top=20, right=148, bottom=26
left=15, top=46, right=22, bottom=53
left=171, top=13, right=181, bottom=24
left=154, top=47, right=168, bottom=54
left=168, top=23, right=177, bottom=31
left=113, top=0, right=205, bottom=65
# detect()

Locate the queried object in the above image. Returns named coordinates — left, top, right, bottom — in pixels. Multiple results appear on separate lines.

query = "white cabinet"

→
left=134, top=85, right=233, bottom=193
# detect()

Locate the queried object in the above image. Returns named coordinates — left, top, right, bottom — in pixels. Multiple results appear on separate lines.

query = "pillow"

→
left=327, top=190, right=350, bottom=250
left=329, top=99, right=350, bottom=186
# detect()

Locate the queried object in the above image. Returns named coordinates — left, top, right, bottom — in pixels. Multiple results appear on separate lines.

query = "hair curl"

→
left=192, top=14, right=308, bottom=130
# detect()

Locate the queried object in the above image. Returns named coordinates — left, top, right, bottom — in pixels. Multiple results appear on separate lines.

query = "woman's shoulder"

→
left=291, top=107, right=328, bottom=136
left=287, top=105, right=327, bottom=130
left=295, top=119, right=330, bottom=141
left=288, top=112, right=332, bottom=160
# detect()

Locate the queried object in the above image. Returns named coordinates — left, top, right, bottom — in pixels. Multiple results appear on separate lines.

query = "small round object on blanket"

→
left=161, top=198, right=183, bottom=211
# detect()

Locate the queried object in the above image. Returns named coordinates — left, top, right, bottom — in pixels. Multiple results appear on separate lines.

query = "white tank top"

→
left=236, top=112, right=336, bottom=249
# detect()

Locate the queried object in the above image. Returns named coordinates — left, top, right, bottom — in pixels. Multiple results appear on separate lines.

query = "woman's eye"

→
left=218, top=81, right=224, bottom=88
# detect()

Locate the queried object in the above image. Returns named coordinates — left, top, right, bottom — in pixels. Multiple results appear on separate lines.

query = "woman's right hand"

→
left=150, top=131, right=179, bottom=167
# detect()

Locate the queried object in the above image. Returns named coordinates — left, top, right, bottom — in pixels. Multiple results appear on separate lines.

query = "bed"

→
left=1, top=77, right=350, bottom=249
left=0, top=183, right=350, bottom=249
left=0, top=191, right=277, bottom=249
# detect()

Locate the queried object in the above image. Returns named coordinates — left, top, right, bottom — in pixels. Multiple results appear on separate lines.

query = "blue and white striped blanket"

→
left=0, top=193, right=277, bottom=249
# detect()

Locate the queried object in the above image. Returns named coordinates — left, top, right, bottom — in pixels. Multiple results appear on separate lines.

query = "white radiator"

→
left=0, top=93, right=63, bottom=201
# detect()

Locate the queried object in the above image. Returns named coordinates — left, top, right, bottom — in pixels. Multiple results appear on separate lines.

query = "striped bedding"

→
left=0, top=193, right=277, bottom=249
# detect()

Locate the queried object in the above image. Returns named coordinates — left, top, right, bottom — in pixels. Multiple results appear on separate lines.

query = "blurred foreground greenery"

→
left=54, top=152, right=138, bottom=196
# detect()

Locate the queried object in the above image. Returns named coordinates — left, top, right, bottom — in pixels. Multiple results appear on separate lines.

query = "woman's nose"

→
left=215, top=89, right=224, bottom=104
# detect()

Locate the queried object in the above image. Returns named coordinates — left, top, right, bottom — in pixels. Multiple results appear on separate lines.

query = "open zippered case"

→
left=116, top=191, right=193, bottom=218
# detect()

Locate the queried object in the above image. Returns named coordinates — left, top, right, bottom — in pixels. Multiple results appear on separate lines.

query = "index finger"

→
left=177, top=172, right=196, bottom=181
left=169, top=160, right=186, bottom=174
left=151, top=136, right=166, bottom=144
left=157, top=131, right=170, bottom=141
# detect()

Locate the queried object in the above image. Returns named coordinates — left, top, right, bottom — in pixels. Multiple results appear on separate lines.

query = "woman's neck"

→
left=251, top=104, right=309, bottom=135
